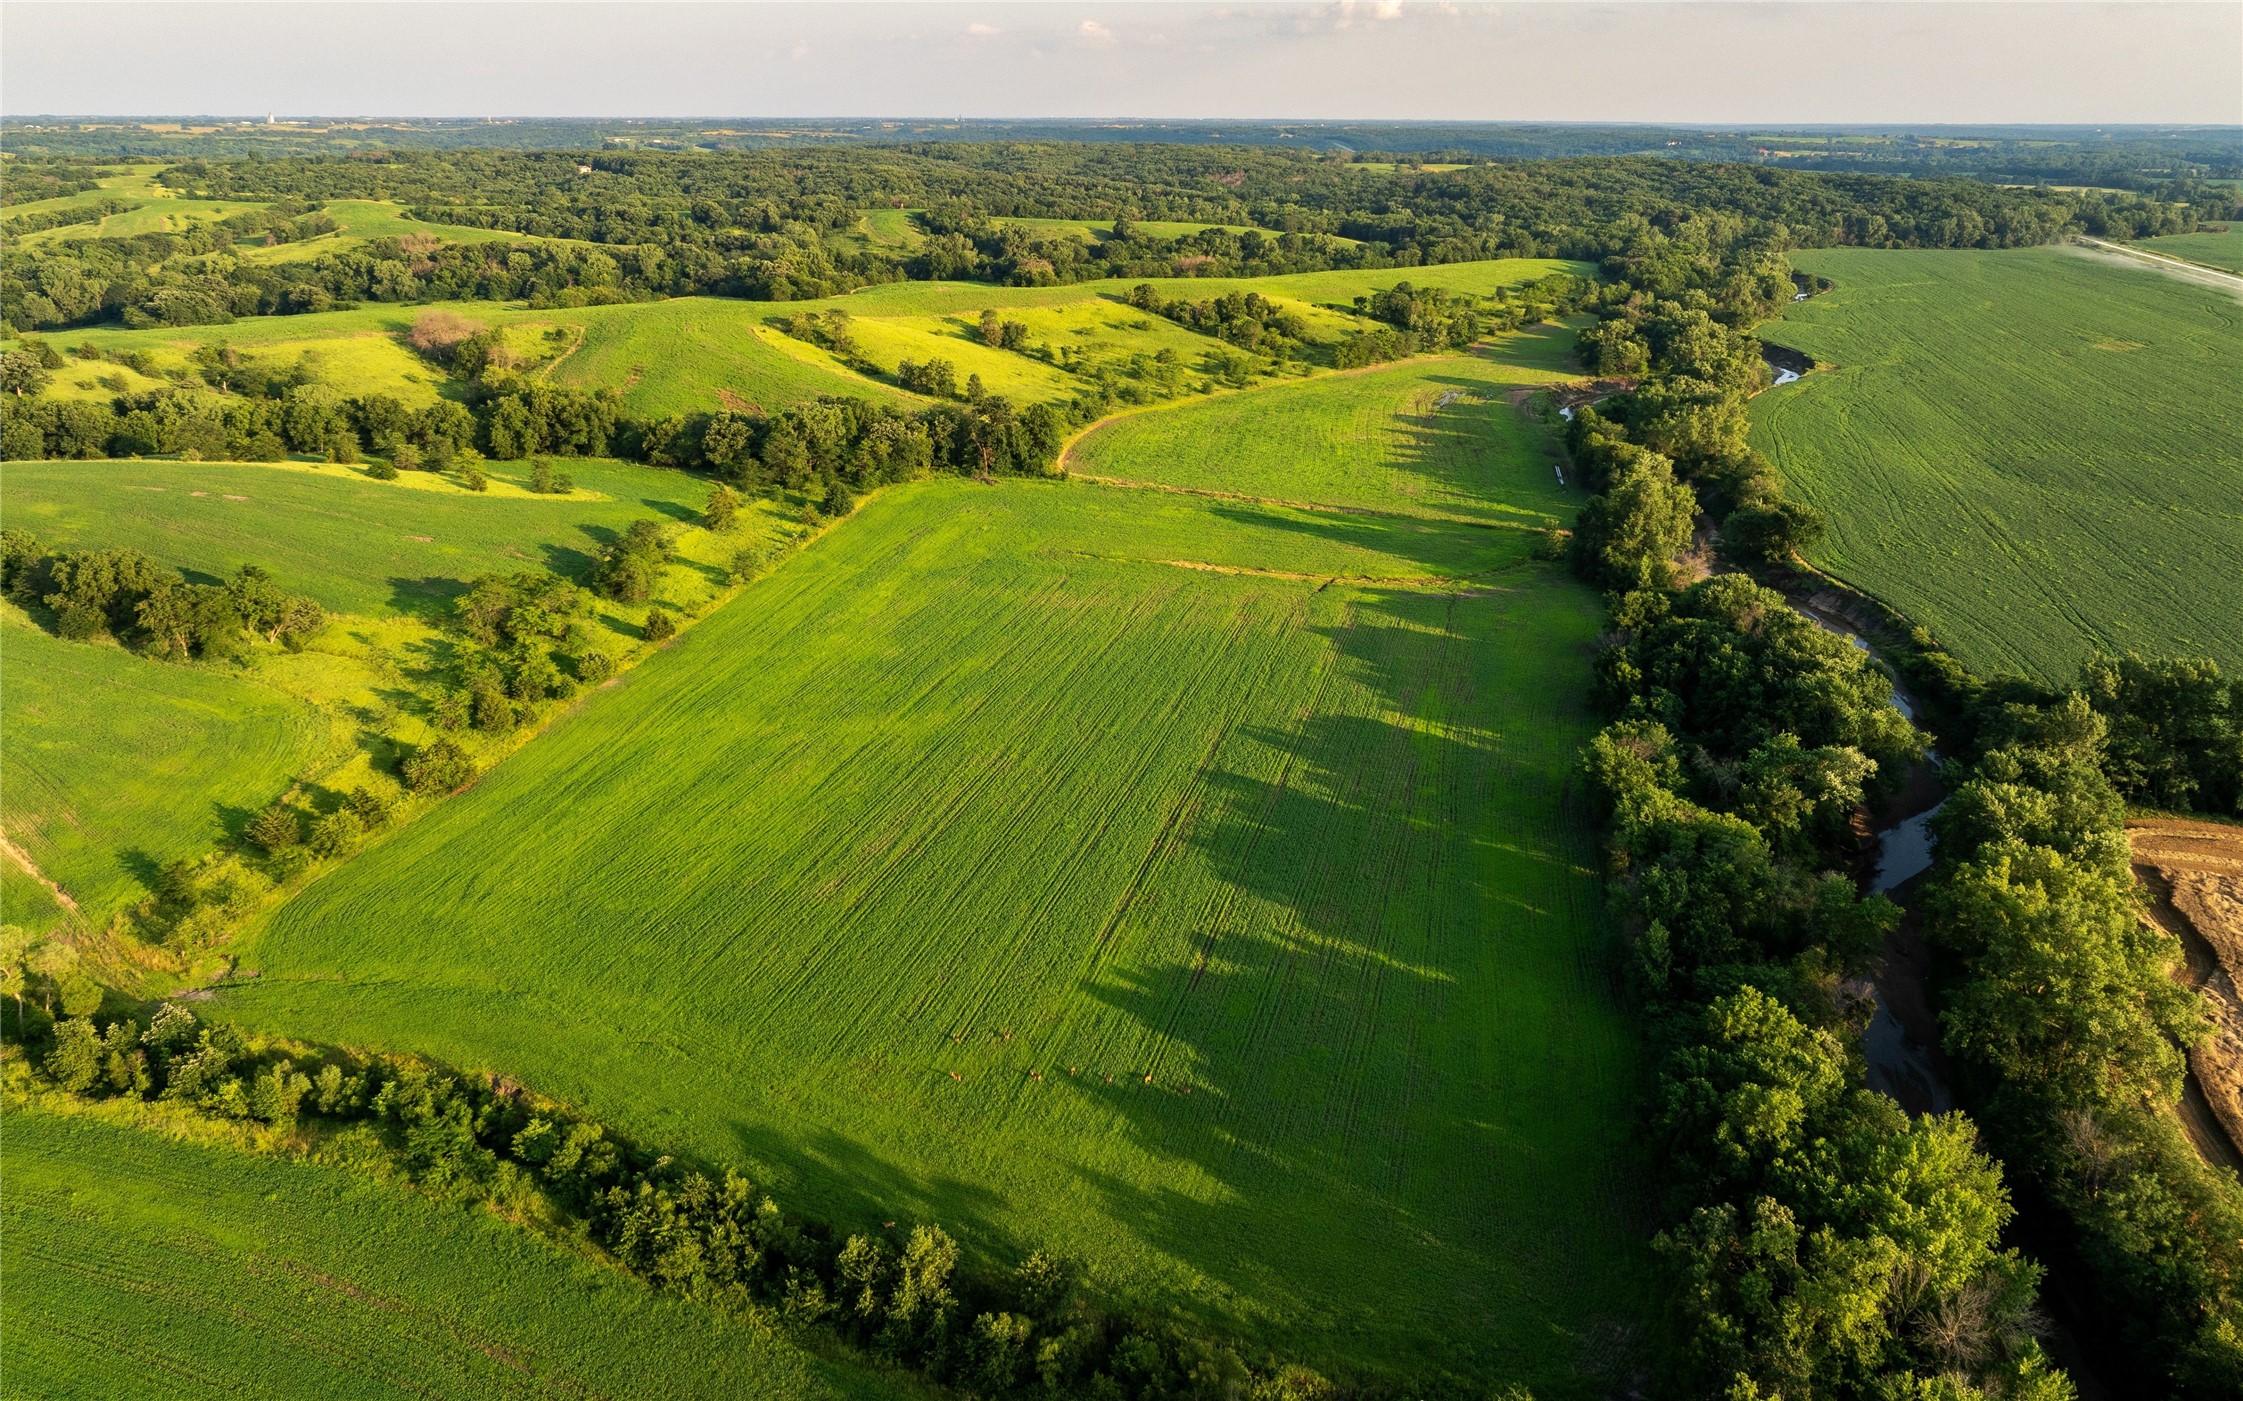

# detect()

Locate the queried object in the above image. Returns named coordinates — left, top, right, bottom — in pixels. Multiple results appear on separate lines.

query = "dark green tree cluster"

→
left=2078, top=652, right=2243, bottom=815
left=634, top=390, right=1065, bottom=491
left=1, top=531, right=323, bottom=658
left=1564, top=243, right=2068, bottom=1391
left=443, top=570, right=609, bottom=732
left=6, top=143, right=2200, bottom=334
left=28, top=1002, right=1358, bottom=1401
left=1584, top=575, right=2068, bottom=1399
left=1927, top=695, right=2243, bottom=1392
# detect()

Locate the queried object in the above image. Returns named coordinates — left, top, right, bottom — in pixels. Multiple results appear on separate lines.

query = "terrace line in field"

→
left=224, top=478, right=1650, bottom=1391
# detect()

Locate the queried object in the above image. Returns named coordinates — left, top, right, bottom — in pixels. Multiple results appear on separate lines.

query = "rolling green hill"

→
left=1, top=618, right=330, bottom=930
left=1067, top=326, right=1581, bottom=524
left=222, top=429, right=1645, bottom=1391
left=3, top=456, right=719, bottom=617
left=1752, top=245, right=2243, bottom=681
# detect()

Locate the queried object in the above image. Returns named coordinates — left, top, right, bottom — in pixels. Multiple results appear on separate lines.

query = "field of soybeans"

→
left=1751, top=244, right=2243, bottom=681
left=4, top=1108, right=898, bottom=1401
left=224, top=472, right=1650, bottom=1388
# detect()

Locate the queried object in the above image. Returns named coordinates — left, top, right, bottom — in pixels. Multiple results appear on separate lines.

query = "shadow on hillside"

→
left=1033, top=585, right=1640, bottom=1380
left=1202, top=500, right=1535, bottom=581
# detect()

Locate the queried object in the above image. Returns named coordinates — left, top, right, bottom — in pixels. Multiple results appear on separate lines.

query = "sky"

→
left=4, top=2, right=2239, bottom=126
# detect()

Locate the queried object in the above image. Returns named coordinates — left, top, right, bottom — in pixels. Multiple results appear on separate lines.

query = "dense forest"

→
left=8, top=117, right=2240, bottom=189
left=3, top=144, right=2217, bottom=332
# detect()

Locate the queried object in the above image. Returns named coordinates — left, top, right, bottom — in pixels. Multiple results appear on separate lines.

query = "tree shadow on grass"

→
left=724, top=1119, right=1022, bottom=1265
left=384, top=575, right=472, bottom=623
left=1040, top=588, right=1646, bottom=1387
left=1201, top=500, right=1539, bottom=582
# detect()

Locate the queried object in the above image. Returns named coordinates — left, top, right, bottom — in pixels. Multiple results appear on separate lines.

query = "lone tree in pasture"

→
left=704, top=485, right=742, bottom=532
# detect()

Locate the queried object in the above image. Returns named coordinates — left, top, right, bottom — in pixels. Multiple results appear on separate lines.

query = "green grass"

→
left=838, top=314, right=1082, bottom=401
left=2136, top=223, right=2243, bottom=275
left=26, top=260, right=1584, bottom=421
left=2, top=1107, right=902, bottom=1401
left=0, top=617, right=329, bottom=928
left=1068, top=327, right=1581, bottom=525
left=1751, top=245, right=2243, bottom=681
left=241, top=199, right=589, bottom=264
left=223, top=469, right=1646, bottom=1391
left=1, top=457, right=719, bottom=617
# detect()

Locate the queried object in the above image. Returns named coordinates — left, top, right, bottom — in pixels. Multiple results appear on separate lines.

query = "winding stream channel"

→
left=1794, top=601, right=1958, bottom=1114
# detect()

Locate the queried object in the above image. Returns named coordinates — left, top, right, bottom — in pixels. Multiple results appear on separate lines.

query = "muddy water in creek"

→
left=1794, top=603, right=1956, bottom=1114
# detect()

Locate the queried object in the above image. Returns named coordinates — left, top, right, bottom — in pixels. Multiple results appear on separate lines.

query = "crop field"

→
left=3, top=457, right=721, bottom=617
left=1, top=617, right=328, bottom=929
left=2137, top=223, right=2243, bottom=275
left=1751, top=245, right=2243, bottom=680
left=1068, top=326, right=1581, bottom=523
left=4, top=1108, right=899, bottom=1401
left=224, top=457, right=1648, bottom=1389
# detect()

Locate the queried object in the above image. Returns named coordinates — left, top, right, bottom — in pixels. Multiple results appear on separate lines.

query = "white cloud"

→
left=1375, top=0, right=1405, bottom=20
left=966, top=22, right=1000, bottom=37
left=1079, top=19, right=1116, bottom=46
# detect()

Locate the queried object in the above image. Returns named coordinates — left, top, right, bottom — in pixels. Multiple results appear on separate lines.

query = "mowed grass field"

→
left=1, top=618, right=329, bottom=929
left=1068, top=326, right=1582, bottom=525
left=4, top=1109, right=902, bottom=1401
left=2138, top=223, right=2243, bottom=275
left=225, top=449, right=1648, bottom=1391
left=2, top=457, right=716, bottom=617
left=1751, top=245, right=2243, bottom=681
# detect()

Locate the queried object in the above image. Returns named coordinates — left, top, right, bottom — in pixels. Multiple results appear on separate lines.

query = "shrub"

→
left=310, top=808, right=365, bottom=858
left=401, top=738, right=475, bottom=794
left=245, top=804, right=302, bottom=853
left=644, top=609, right=677, bottom=643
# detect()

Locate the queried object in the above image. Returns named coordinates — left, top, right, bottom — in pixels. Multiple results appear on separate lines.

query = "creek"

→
left=1793, top=600, right=1956, bottom=1115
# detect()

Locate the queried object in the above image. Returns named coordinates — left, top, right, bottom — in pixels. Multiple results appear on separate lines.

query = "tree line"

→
left=0, top=320, right=1072, bottom=491
left=23, top=998, right=1415, bottom=1401
left=1561, top=215, right=2077, bottom=1398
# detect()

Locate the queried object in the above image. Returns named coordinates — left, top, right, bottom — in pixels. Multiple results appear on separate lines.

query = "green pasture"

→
left=3, top=1108, right=901, bottom=1401
left=1752, top=245, right=2243, bottom=681
left=226, top=469, right=1646, bottom=1391
left=0, top=456, right=719, bottom=617
left=850, top=208, right=927, bottom=249
left=2136, top=223, right=2243, bottom=275
left=838, top=313, right=1082, bottom=402
left=24, top=260, right=1581, bottom=421
left=239, top=199, right=578, bottom=264
left=1067, top=327, right=1581, bottom=524
left=0, top=617, right=328, bottom=930
left=42, top=309, right=462, bottom=406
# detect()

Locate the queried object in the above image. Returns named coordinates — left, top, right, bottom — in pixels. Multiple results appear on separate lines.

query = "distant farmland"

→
left=226, top=470, right=1649, bottom=1389
left=6, top=1109, right=899, bottom=1401
left=2138, top=223, right=2243, bottom=275
left=1752, top=245, right=2243, bottom=681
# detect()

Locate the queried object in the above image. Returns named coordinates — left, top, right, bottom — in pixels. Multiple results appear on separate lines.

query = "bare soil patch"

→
left=2133, top=818, right=2243, bottom=1166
